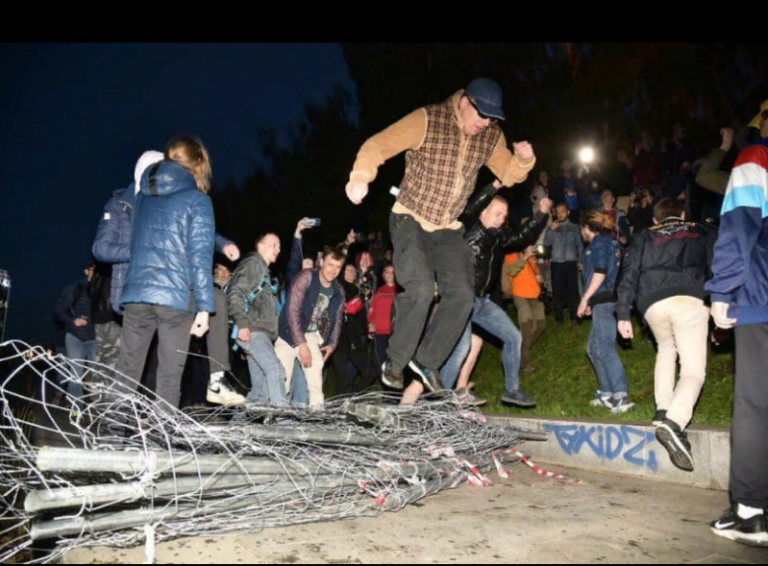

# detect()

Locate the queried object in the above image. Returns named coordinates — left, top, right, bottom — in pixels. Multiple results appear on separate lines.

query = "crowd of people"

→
left=51, top=80, right=768, bottom=548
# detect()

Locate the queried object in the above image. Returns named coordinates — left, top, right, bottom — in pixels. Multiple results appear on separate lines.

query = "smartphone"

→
left=305, top=218, right=321, bottom=228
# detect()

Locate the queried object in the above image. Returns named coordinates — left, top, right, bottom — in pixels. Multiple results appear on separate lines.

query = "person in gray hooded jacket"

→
left=229, top=234, right=287, bottom=405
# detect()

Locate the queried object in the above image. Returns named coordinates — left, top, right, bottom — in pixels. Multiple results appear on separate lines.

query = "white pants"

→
left=645, top=296, right=710, bottom=429
left=275, top=332, right=325, bottom=407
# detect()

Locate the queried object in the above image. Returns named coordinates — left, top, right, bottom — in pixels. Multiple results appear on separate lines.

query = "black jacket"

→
left=616, top=217, right=717, bottom=320
left=53, top=279, right=96, bottom=342
left=89, top=262, right=115, bottom=325
left=464, top=183, right=548, bottom=298
left=340, top=280, right=368, bottom=350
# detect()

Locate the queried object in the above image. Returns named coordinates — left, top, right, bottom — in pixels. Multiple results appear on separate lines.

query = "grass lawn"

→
left=470, top=310, right=736, bottom=428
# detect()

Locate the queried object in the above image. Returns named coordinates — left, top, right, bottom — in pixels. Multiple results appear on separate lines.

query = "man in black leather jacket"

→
left=401, top=181, right=552, bottom=406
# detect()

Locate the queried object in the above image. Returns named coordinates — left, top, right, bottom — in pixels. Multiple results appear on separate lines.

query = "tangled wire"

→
left=0, top=340, right=546, bottom=564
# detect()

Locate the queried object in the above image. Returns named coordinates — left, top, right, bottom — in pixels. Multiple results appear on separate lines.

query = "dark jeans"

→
left=207, top=287, right=231, bottom=373
left=141, top=335, right=159, bottom=394
left=374, top=334, right=390, bottom=370
left=115, top=304, right=194, bottom=409
left=180, top=337, right=209, bottom=408
left=388, top=212, right=475, bottom=371
left=551, top=262, right=580, bottom=323
left=333, top=336, right=375, bottom=396
left=731, top=323, right=768, bottom=509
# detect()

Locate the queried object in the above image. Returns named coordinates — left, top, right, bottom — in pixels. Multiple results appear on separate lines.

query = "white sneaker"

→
left=589, top=390, right=612, bottom=408
left=207, top=374, right=246, bottom=406
left=207, top=385, right=246, bottom=405
left=610, top=398, right=636, bottom=414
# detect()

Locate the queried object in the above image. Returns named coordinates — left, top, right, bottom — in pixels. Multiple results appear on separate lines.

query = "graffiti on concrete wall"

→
left=543, top=424, right=659, bottom=471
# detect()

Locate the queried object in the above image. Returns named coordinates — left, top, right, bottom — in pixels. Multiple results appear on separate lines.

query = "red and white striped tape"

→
left=509, top=448, right=585, bottom=485
left=372, top=447, right=583, bottom=499
left=461, top=458, right=492, bottom=487
left=492, top=453, right=511, bottom=479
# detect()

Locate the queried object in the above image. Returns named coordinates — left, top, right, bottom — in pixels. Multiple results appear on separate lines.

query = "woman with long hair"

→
left=115, top=136, right=216, bottom=410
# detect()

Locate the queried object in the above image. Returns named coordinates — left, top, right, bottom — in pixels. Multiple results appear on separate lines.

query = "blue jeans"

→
left=587, top=303, right=629, bottom=399
left=284, top=350, right=327, bottom=406
left=441, top=297, right=522, bottom=393
left=64, top=333, right=97, bottom=400
left=238, top=332, right=288, bottom=405
left=290, top=364, right=309, bottom=405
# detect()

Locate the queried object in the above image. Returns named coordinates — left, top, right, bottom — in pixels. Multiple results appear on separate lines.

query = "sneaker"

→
left=652, top=410, right=668, bottom=427
left=609, top=397, right=636, bottom=414
left=456, top=387, right=487, bottom=408
left=408, top=360, right=445, bottom=393
left=655, top=419, right=694, bottom=472
left=589, top=391, right=612, bottom=408
left=501, top=390, right=537, bottom=408
left=711, top=507, right=738, bottom=534
left=381, top=359, right=404, bottom=390
left=207, top=383, right=247, bottom=405
left=711, top=506, right=768, bottom=548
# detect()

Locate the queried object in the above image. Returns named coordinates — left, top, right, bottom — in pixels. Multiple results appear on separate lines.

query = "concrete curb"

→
left=487, top=414, right=730, bottom=491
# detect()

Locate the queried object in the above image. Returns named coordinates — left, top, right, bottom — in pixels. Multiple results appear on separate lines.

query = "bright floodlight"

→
left=579, top=147, right=595, bottom=164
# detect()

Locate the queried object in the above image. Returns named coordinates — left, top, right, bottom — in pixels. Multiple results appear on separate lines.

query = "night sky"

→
left=0, top=43, right=355, bottom=346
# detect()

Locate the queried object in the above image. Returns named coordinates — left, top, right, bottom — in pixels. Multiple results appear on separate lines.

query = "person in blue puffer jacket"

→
left=113, top=136, right=216, bottom=410
left=93, top=150, right=244, bottom=404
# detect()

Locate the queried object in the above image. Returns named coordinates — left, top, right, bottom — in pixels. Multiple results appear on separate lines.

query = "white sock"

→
left=737, top=504, right=764, bottom=520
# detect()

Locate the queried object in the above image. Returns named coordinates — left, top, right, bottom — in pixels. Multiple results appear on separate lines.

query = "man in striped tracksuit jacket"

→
left=707, top=102, right=768, bottom=548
